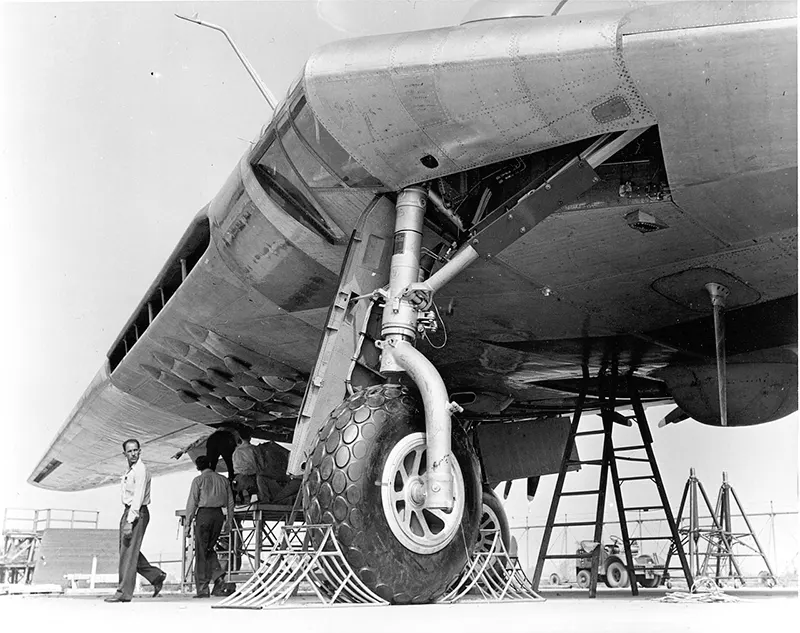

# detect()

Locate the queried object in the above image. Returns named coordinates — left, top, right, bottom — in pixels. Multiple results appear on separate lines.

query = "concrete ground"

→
left=1, top=588, right=796, bottom=633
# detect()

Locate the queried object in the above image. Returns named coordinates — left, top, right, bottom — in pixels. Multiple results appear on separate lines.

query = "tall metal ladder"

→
left=532, top=368, right=693, bottom=596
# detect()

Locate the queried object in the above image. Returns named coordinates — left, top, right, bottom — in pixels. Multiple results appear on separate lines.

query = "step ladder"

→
left=532, top=370, right=693, bottom=597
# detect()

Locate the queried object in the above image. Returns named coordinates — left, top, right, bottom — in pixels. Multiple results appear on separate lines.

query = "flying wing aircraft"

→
left=29, top=0, right=796, bottom=603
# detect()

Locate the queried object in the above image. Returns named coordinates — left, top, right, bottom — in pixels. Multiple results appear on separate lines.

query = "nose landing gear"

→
left=302, top=384, right=481, bottom=604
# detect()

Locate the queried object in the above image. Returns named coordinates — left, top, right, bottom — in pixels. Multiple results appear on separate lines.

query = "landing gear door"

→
left=476, top=416, right=580, bottom=485
left=288, top=196, right=395, bottom=475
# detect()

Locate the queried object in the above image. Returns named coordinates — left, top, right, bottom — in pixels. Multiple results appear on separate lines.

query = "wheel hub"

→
left=408, top=478, right=426, bottom=506
left=381, top=432, right=465, bottom=554
left=475, top=503, right=502, bottom=553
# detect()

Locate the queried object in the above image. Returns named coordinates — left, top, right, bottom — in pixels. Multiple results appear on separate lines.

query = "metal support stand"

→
left=664, top=469, right=734, bottom=584
left=214, top=525, right=388, bottom=609
left=440, top=533, right=543, bottom=602
left=177, top=502, right=298, bottom=593
left=215, top=524, right=544, bottom=608
left=533, top=369, right=692, bottom=596
left=666, top=471, right=778, bottom=587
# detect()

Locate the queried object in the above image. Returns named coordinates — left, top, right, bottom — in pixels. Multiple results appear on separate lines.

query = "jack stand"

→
left=664, top=468, right=722, bottom=583
left=440, top=533, right=543, bottom=602
left=700, top=472, right=778, bottom=587
left=663, top=469, right=776, bottom=587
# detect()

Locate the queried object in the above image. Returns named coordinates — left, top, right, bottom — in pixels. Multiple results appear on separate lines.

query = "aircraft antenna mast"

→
left=175, top=14, right=277, bottom=111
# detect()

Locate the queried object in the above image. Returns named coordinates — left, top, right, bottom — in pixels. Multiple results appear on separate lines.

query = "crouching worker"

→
left=256, top=440, right=301, bottom=505
left=231, top=426, right=258, bottom=504
left=184, top=455, right=234, bottom=598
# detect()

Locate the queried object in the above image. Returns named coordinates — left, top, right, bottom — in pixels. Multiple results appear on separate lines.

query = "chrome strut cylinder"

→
left=380, top=187, right=454, bottom=511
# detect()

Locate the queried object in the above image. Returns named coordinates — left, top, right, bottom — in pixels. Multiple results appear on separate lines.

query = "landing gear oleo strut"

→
left=303, top=128, right=651, bottom=603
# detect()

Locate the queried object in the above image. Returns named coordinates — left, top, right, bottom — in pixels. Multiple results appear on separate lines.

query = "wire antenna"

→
left=175, top=14, right=278, bottom=111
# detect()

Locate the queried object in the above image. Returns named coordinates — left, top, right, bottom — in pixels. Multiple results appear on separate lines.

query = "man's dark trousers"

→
left=114, top=505, right=163, bottom=600
left=194, top=507, right=225, bottom=596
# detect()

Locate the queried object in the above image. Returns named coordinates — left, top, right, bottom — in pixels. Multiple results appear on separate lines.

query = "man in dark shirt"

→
left=184, top=455, right=235, bottom=598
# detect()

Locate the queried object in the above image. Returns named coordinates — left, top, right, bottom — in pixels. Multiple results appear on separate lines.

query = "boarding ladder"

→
left=532, top=368, right=693, bottom=597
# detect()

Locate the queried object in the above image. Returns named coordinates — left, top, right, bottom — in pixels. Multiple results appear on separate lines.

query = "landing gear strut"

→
left=303, top=128, right=653, bottom=603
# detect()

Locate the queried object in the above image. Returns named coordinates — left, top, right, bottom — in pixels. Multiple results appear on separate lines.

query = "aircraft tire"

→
left=638, top=576, right=661, bottom=588
left=605, top=560, right=629, bottom=588
left=476, top=485, right=511, bottom=554
left=302, top=383, right=482, bottom=604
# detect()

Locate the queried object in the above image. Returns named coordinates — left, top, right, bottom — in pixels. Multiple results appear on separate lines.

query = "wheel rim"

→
left=381, top=432, right=465, bottom=554
left=475, top=503, right=502, bottom=553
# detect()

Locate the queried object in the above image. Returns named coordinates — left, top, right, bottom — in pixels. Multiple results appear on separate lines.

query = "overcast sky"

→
left=0, top=1, right=796, bottom=576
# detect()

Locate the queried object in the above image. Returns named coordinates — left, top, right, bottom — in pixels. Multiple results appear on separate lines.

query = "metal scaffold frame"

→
left=214, top=524, right=543, bottom=609
left=177, top=501, right=299, bottom=593
left=663, top=470, right=778, bottom=587
left=1, top=508, right=100, bottom=585
left=440, top=533, right=543, bottom=603
left=213, top=524, right=388, bottom=609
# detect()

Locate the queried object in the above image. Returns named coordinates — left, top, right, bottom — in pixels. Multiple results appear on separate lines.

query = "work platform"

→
left=176, top=501, right=299, bottom=592
left=1, top=508, right=104, bottom=586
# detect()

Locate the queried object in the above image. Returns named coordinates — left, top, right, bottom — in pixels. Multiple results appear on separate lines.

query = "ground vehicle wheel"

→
left=549, top=573, right=561, bottom=585
left=637, top=576, right=660, bottom=588
left=302, top=384, right=482, bottom=604
left=758, top=571, right=776, bottom=588
left=604, top=560, right=629, bottom=588
left=475, top=485, right=510, bottom=554
left=576, top=569, right=591, bottom=588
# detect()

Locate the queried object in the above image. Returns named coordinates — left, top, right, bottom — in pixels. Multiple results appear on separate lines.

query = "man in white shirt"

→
left=104, top=439, right=167, bottom=603
left=232, top=426, right=258, bottom=503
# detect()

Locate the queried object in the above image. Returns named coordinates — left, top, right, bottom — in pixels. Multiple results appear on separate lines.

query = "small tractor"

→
left=575, top=535, right=663, bottom=588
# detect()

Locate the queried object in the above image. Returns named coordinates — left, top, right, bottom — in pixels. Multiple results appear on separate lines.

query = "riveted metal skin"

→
left=304, top=8, right=656, bottom=190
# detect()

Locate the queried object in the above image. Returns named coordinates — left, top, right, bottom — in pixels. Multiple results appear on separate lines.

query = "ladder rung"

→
left=635, top=536, right=674, bottom=541
left=542, top=554, right=589, bottom=559
left=615, top=456, right=650, bottom=462
left=561, top=490, right=601, bottom=497
left=614, top=445, right=646, bottom=452
left=552, top=521, right=597, bottom=527
left=624, top=505, right=663, bottom=512
left=575, top=430, right=605, bottom=437
left=567, top=459, right=603, bottom=466
left=619, top=476, right=654, bottom=482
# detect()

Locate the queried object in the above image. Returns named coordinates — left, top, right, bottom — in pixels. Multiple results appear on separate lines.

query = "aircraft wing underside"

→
left=30, top=1, right=797, bottom=491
